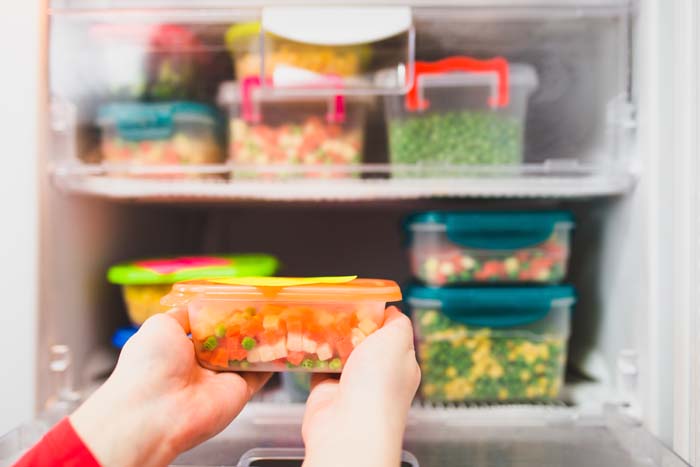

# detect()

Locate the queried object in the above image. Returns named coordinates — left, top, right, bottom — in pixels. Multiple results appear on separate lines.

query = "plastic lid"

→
left=407, top=211, right=574, bottom=250
left=112, top=326, right=138, bottom=349
left=162, top=277, right=402, bottom=306
left=96, top=102, right=218, bottom=141
left=225, top=22, right=262, bottom=49
left=407, top=285, right=575, bottom=328
left=107, top=254, right=279, bottom=286
left=261, top=7, right=412, bottom=46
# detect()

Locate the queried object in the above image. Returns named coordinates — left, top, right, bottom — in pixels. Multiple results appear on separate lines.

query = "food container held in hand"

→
left=384, top=57, right=538, bottom=171
left=408, top=285, right=575, bottom=403
left=406, top=211, right=573, bottom=285
left=161, top=276, right=402, bottom=372
left=107, top=254, right=278, bottom=326
left=97, top=102, right=224, bottom=176
left=218, top=81, right=367, bottom=179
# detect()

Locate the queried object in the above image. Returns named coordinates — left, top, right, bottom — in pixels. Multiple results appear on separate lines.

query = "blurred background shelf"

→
left=51, top=164, right=636, bottom=201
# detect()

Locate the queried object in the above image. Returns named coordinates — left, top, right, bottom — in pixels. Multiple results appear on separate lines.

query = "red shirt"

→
left=12, top=417, right=101, bottom=467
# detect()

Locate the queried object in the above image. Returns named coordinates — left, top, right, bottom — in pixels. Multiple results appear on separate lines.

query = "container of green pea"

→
left=384, top=56, right=538, bottom=174
left=408, top=285, right=574, bottom=403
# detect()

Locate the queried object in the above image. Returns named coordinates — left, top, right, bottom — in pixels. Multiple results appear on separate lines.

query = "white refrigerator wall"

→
left=0, top=1, right=43, bottom=435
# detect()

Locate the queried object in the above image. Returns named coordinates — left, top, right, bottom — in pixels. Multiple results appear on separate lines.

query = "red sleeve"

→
left=12, top=417, right=101, bottom=467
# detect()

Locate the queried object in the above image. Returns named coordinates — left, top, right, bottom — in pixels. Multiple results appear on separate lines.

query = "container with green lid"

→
left=407, top=285, right=575, bottom=403
left=405, top=211, right=574, bottom=286
left=97, top=101, right=224, bottom=175
left=108, top=254, right=278, bottom=325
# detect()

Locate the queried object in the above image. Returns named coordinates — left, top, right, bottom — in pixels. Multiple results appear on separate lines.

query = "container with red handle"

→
left=384, top=56, right=539, bottom=174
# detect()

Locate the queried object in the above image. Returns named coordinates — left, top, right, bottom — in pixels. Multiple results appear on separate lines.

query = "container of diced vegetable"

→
left=406, top=211, right=573, bottom=286
left=97, top=102, right=224, bottom=176
left=107, top=254, right=278, bottom=326
left=161, top=276, right=401, bottom=372
left=217, top=81, right=369, bottom=179
left=408, top=285, right=574, bottom=403
left=384, top=57, right=538, bottom=172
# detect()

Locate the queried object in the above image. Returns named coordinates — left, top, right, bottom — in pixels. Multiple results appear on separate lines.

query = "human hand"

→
left=70, top=309, right=270, bottom=467
left=301, top=306, right=421, bottom=467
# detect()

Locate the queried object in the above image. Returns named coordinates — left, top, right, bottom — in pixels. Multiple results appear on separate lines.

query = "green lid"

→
left=407, top=285, right=575, bottom=328
left=97, top=102, right=218, bottom=141
left=107, top=254, right=278, bottom=285
left=406, top=211, right=574, bottom=250
left=225, top=22, right=261, bottom=50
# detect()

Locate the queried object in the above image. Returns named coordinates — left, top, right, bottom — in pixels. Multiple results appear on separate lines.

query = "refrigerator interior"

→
left=3, top=1, right=696, bottom=466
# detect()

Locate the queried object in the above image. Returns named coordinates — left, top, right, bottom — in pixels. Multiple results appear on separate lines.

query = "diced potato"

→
left=263, top=315, right=280, bottom=331
left=272, top=338, right=288, bottom=359
left=351, top=328, right=366, bottom=347
left=302, top=336, right=318, bottom=354
left=258, top=344, right=276, bottom=362
left=246, top=347, right=261, bottom=363
left=316, top=343, right=333, bottom=361
left=358, top=318, right=378, bottom=336
left=287, top=332, right=303, bottom=351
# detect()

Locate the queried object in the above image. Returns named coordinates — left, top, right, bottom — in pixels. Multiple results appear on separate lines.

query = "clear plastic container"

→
left=217, top=81, right=368, bottom=179
left=107, top=254, right=278, bottom=326
left=408, top=285, right=575, bottom=403
left=97, top=102, right=224, bottom=176
left=384, top=57, right=538, bottom=169
left=406, top=211, right=574, bottom=286
left=161, top=277, right=402, bottom=372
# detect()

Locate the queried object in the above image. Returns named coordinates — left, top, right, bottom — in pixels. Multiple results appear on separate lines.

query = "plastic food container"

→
left=225, top=22, right=371, bottom=79
left=406, top=211, right=574, bottom=285
left=408, top=285, right=575, bottom=403
left=107, top=254, right=278, bottom=326
left=97, top=102, right=224, bottom=175
left=161, top=276, right=402, bottom=372
left=218, top=81, right=367, bottom=178
left=91, top=23, right=210, bottom=101
left=384, top=57, right=538, bottom=169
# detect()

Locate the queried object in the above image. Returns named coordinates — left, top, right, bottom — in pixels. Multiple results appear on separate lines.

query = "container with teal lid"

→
left=407, top=285, right=575, bottom=403
left=97, top=101, right=224, bottom=175
left=405, top=211, right=574, bottom=286
left=108, top=254, right=278, bottom=325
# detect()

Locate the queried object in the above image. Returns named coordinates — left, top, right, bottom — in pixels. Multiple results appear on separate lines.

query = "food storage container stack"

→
left=384, top=57, right=538, bottom=174
left=97, top=102, right=224, bottom=177
left=161, top=276, right=402, bottom=372
left=108, top=254, right=278, bottom=326
left=408, top=286, right=575, bottom=402
left=404, top=211, right=575, bottom=403
left=217, top=81, right=369, bottom=179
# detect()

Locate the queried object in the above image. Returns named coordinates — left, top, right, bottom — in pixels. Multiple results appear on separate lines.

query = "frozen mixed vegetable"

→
left=413, top=233, right=568, bottom=286
left=414, top=308, right=566, bottom=402
left=101, top=132, right=222, bottom=168
left=192, top=302, right=382, bottom=372
left=388, top=110, right=522, bottom=166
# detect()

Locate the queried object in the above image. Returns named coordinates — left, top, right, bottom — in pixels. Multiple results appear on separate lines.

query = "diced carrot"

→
left=336, top=338, right=354, bottom=359
left=261, top=330, right=282, bottom=344
left=287, top=319, right=303, bottom=335
left=242, top=317, right=264, bottom=336
left=210, top=347, right=228, bottom=367
left=287, top=351, right=305, bottom=366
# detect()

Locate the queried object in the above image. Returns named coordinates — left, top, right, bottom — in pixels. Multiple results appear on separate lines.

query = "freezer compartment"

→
left=406, top=211, right=574, bottom=285
left=409, top=285, right=575, bottom=403
left=161, top=277, right=401, bottom=372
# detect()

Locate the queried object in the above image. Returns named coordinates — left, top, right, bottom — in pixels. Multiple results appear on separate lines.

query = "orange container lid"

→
left=161, top=276, right=402, bottom=306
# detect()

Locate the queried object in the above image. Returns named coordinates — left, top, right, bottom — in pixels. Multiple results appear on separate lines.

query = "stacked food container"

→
left=404, top=211, right=576, bottom=402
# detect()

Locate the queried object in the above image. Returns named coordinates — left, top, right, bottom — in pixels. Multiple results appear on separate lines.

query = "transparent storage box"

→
left=406, top=211, right=574, bottom=286
left=225, top=7, right=413, bottom=93
left=384, top=57, right=538, bottom=171
left=107, top=254, right=278, bottom=326
left=161, top=277, right=401, bottom=372
left=217, top=81, right=369, bottom=179
left=408, top=285, right=575, bottom=403
left=96, top=102, right=224, bottom=176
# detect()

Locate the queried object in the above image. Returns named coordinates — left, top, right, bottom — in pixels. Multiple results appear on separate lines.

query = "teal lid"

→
left=407, top=285, right=575, bottom=328
left=406, top=211, right=574, bottom=250
left=108, top=254, right=279, bottom=285
left=97, top=102, right=218, bottom=141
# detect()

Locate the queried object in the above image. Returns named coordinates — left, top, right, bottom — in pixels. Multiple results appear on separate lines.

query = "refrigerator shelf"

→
left=51, top=164, right=636, bottom=201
